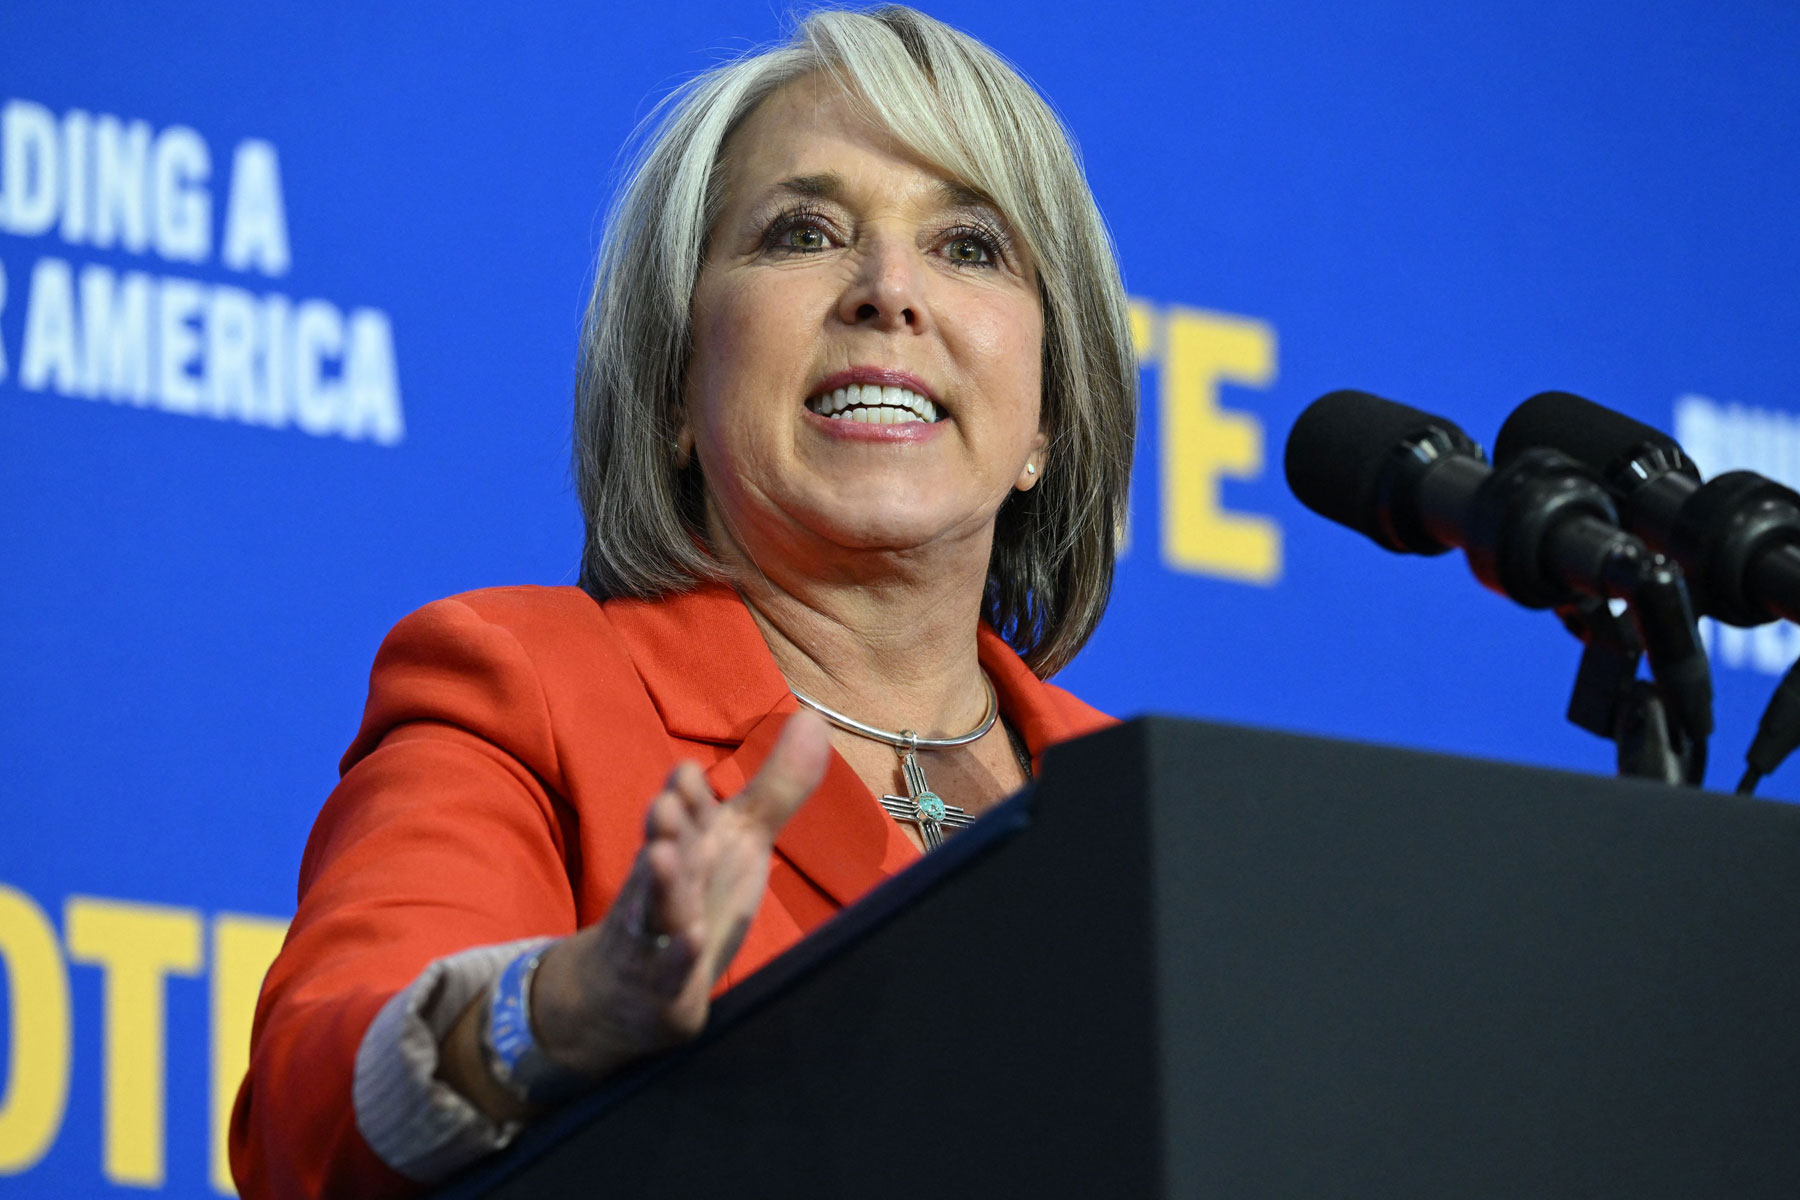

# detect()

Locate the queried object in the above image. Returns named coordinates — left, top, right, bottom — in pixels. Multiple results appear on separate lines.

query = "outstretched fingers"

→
left=630, top=764, right=718, bottom=986
left=635, top=839, right=700, bottom=992
left=643, top=761, right=714, bottom=841
left=731, top=710, right=830, bottom=835
left=609, top=721, right=827, bottom=1026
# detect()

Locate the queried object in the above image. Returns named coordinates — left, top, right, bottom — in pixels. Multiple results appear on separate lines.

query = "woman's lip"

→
left=801, top=406, right=945, bottom=441
left=809, top=367, right=939, bottom=404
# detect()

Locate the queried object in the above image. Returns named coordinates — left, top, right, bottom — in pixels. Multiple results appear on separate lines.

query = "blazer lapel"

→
left=978, top=623, right=1098, bottom=774
left=604, top=584, right=901, bottom=908
left=705, top=703, right=903, bottom=908
left=605, top=585, right=1106, bottom=911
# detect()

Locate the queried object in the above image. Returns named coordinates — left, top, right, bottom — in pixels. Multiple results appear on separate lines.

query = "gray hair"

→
left=574, top=4, right=1136, bottom=678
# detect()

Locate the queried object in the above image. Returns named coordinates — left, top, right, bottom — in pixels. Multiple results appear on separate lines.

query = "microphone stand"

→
left=1559, top=600, right=1688, bottom=783
left=1448, top=448, right=1713, bottom=786
left=1555, top=547, right=1711, bottom=786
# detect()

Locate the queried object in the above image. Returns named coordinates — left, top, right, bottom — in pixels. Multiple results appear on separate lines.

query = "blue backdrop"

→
left=4, top=1, right=1799, bottom=1194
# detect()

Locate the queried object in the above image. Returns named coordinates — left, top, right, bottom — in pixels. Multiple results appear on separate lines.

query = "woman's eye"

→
left=945, top=237, right=990, bottom=264
left=941, top=227, right=1003, bottom=267
left=766, top=216, right=834, bottom=253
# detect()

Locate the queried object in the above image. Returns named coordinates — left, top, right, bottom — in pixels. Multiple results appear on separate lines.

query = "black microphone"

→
left=1494, top=391, right=1800, bottom=627
left=1287, top=389, right=1712, bottom=746
left=1289, top=390, right=1650, bottom=607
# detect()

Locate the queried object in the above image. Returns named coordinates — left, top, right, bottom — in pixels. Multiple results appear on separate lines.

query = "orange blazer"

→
left=230, top=583, right=1112, bottom=1198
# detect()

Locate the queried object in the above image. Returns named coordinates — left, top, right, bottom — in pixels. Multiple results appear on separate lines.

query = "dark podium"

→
left=438, top=718, right=1800, bottom=1198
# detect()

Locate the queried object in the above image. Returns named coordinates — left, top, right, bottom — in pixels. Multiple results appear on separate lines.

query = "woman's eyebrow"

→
left=936, top=179, right=997, bottom=212
left=768, top=172, right=844, bottom=201
left=936, top=180, right=1015, bottom=231
left=768, top=174, right=998, bottom=210
left=756, top=173, right=1012, bottom=231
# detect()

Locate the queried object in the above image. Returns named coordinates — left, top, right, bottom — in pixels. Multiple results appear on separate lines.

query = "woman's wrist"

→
left=436, top=938, right=598, bottom=1124
left=436, top=987, right=535, bottom=1124
left=528, top=932, right=640, bottom=1080
left=477, top=946, right=587, bottom=1108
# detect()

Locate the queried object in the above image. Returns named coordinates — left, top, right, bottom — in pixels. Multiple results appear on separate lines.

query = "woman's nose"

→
left=837, top=236, right=929, bottom=333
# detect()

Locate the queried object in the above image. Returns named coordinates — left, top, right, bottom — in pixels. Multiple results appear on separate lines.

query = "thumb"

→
left=732, top=709, right=830, bottom=834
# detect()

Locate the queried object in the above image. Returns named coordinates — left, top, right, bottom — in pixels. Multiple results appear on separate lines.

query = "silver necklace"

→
left=789, top=676, right=998, bottom=849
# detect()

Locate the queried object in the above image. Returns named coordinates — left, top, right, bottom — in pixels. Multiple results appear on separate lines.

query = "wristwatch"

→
left=478, top=945, right=583, bottom=1107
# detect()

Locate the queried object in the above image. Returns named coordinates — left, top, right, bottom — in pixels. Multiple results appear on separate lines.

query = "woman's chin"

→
left=709, top=466, right=1000, bottom=564
left=794, top=503, right=993, bottom=559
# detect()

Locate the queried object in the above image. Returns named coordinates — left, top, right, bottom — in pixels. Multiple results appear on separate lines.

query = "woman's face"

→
left=685, top=77, right=1045, bottom=573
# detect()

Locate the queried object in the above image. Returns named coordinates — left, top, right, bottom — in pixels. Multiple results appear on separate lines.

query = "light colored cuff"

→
left=352, top=936, right=555, bottom=1183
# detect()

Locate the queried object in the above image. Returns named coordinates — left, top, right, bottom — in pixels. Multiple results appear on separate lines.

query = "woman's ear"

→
left=674, top=423, right=695, bottom=469
left=1015, top=432, right=1048, bottom=491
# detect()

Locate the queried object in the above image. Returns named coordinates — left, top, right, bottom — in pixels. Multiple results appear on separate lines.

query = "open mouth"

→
left=805, top=382, right=944, bottom=424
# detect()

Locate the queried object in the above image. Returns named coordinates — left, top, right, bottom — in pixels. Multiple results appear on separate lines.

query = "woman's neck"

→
left=709, top=511, right=996, bottom=737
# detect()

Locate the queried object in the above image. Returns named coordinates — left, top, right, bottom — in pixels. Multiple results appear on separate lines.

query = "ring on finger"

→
left=626, top=904, right=675, bottom=953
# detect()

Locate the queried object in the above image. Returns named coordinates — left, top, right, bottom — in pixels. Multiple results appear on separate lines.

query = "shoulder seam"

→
left=437, top=596, right=570, bottom=795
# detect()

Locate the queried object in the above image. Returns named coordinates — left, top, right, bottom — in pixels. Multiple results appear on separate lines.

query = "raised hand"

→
left=439, top=710, right=830, bottom=1119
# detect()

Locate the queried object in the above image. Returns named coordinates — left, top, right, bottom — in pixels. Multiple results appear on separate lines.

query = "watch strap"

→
left=478, top=945, right=583, bottom=1107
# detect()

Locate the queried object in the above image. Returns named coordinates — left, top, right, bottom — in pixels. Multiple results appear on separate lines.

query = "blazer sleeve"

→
left=229, top=597, right=587, bottom=1200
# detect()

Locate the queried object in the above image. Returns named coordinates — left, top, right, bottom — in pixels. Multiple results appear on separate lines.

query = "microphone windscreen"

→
left=1494, top=391, right=1684, bottom=478
left=1284, top=389, right=1478, bottom=544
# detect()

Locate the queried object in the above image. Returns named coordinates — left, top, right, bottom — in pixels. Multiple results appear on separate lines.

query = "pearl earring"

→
left=1026, top=463, right=1037, bottom=475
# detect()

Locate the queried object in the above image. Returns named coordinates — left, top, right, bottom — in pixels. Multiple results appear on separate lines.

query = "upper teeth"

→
left=807, top=383, right=939, bottom=424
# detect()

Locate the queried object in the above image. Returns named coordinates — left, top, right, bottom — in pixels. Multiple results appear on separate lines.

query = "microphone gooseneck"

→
left=1287, top=389, right=1713, bottom=784
left=1496, top=390, right=1800, bottom=628
left=1496, top=389, right=1800, bottom=793
left=1286, top=390, right=1675, bottom=612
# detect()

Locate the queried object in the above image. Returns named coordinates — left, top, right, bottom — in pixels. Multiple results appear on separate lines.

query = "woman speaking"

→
left=231, top=6, right=1136, bottom=1196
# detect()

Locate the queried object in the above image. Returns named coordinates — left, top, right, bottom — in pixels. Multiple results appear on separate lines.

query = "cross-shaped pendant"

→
left=878, top=744, right=975, bottom=850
